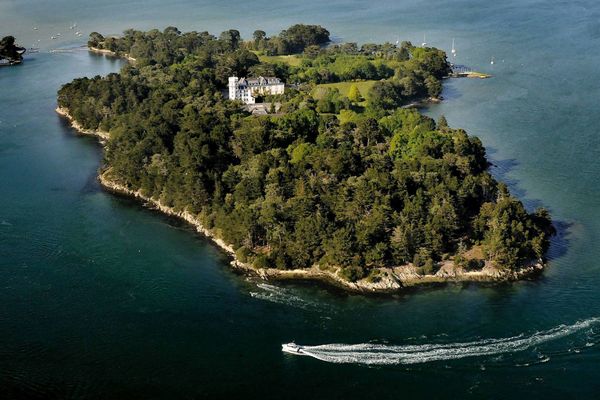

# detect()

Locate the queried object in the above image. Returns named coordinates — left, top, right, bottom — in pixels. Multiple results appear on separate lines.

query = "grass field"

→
left=257, top=54, right=303, bottom=67
left=313, top=80, right=378, bottom=100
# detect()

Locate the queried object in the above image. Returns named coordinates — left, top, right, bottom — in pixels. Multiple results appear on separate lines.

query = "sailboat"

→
left=490, top=56, right=495, bottom=65
left=451, top=38, right=456, bottom=56
left=421, top=34, right=427, bottom=47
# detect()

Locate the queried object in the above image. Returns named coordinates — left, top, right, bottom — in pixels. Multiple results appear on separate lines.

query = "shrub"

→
left=340, top=265, right=366, bottom=282
left=253, top=254, right=271, bottom=269
left=466, top=259, right=485, bottom=271
left=235, top=246, right=252, bottom=263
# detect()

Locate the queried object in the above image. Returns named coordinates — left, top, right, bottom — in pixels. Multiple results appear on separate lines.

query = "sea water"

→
left=2, top=0, right=600, bottom=398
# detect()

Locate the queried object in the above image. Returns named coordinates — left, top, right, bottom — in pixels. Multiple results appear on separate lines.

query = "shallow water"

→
left=2, top=1, right=600, bottom=398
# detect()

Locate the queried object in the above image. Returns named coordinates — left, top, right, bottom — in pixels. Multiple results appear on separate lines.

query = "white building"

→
left=228, top=76, right=285, bottom=104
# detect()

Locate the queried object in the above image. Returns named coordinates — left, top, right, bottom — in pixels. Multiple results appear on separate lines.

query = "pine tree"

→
left=348, top=84, right=363, bottom=103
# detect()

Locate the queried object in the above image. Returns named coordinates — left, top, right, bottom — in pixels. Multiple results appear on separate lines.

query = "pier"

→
left=450, top=64, right=491, bottom=79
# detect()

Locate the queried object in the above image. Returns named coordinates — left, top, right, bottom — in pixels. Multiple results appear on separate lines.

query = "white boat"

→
left=490, top=56, right=495, bottom=65
left=282, top=342, right=307, bottom=355
left=421, top=34, right=427, bottom=47
left=451, top=38, right=456, bottom=56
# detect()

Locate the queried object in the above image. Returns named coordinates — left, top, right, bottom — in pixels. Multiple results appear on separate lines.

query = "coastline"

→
left=89, top=46, right=136, bottom=62
left=98, top=168, right=544, bottom=293
left=450, top=71, right=492, bottom=79
left=56, top=107, right=110, bottom=140
left=57, top=107, right=545, bottom=294
left=0, top=59, right=22, bottom=66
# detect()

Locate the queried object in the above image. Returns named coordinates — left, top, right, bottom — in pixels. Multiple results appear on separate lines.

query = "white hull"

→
left=282, top=343, right=308, bottom=356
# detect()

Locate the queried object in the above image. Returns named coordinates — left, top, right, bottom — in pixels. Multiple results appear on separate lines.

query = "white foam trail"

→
left=250, top=283, right=324, bottom=311
left=295, top=318, right=600, bottom=365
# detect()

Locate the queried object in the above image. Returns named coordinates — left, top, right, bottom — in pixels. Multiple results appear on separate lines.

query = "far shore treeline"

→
left=58, top=24, right=553, bottom=281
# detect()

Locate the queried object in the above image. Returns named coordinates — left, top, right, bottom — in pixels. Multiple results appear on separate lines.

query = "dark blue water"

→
left=2, top=1, right=600, bottom=398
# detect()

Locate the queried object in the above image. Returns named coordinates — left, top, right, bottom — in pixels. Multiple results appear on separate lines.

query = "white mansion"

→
left=228, top=76, right=285, bottom=104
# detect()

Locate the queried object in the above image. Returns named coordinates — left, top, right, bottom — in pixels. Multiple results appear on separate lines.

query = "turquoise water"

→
left=2, top=1, right=600, bottom=398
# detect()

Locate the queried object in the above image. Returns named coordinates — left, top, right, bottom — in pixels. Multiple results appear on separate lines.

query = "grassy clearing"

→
left=257, top=54, right=303, bottom=66
left=313, top=80, right=378, bottom=100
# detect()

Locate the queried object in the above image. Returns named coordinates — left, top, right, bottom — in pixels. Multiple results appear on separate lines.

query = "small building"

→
left=228, top=76, right=285, bottom=104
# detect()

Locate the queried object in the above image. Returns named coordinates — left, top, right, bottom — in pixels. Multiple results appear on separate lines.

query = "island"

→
left=56, top=25, right=554, bottom=293
left=0, top=36, right=26, bottom=66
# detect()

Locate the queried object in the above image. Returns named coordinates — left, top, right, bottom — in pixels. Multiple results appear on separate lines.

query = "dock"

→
left=450, top=64, right=492, bottom=79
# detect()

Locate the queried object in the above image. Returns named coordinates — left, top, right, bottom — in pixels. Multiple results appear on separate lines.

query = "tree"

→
left=425, top=75, right=442, bottom=98
left=0, top=36, right=25, bottom=61
left=368, top=80, right=403, bottom=110
left=277, top=24, right=330, bottom=54
left=253, top=30, right=266, bottom=43
left=303, top=45, right=321, bottom=59
left=437, top=115, right=449, bottom=130
left=0, top=35, right=15, bottom=49
left=87, top=32, right=105, bottom=48
left=219, top=29, right=241, bottom=50
left=348, top=84, right=363, bottom=102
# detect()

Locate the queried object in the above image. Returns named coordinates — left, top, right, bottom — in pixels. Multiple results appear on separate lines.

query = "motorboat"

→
left=282, top=342, right=307, bottom=355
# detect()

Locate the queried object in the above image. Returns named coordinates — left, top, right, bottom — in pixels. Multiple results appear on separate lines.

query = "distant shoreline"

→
left=0, top=59, right=22, bottom=67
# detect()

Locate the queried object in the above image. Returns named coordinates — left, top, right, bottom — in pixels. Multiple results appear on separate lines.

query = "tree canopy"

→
left=0, top=36, right=25, bottom=62
left=60, top=25, right=553, bottom=280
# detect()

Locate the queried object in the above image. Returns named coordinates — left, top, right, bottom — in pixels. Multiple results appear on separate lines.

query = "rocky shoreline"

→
left=55, top=107, right=110, bottom=140
left=89, top=46, right=136, bottom=62
left=56, top=106, right=546, bottom=294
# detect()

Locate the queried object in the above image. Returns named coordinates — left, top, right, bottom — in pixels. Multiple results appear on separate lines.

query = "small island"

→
left=0, top=36, right=26, bottom=66
left=57, top=25, right=554, bottom=293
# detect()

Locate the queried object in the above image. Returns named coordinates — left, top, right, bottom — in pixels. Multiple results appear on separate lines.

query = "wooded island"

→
left=57, top=25, right=554, bottom=292
left=0, top=36, right=25, bottom=65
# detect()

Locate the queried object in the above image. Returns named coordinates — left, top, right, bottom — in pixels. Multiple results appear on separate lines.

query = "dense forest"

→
left=0, top=36, right=25, bottom=64
left=60, top=25, right=553, bottom=281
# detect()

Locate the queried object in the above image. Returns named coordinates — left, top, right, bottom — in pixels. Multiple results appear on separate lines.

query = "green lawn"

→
left=313, top=80, right=378, bottom=100
left=257, top=54, right=303, bottom=67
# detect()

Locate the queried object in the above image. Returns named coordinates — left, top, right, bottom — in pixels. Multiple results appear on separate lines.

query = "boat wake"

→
left=250, top=283, right=327, bottom=311
left=294, top=318, right=600, bottom=365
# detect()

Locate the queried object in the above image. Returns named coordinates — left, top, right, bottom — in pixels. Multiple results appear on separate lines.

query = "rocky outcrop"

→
left=88, top=47, right=136, bottom=62
left=0, top=35, right=25, bottom=66
left=56, top=107, right=110, bottom=141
